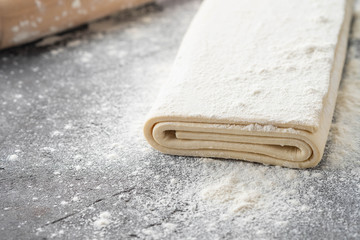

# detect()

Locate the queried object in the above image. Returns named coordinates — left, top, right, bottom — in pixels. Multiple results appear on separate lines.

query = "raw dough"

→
left=144, top=0, right=353, bottom=168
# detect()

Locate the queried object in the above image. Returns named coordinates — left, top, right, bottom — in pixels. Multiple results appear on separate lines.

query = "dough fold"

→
left=144, top=0, right=353, bottom=168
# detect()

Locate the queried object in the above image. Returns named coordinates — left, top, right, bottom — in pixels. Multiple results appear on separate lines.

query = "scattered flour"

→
left=50, top=229, right=64, bottom=238
left=72, top=196, right=80, bottom=202
left=79, top=52, right=93, bottom=63
left=142, top=228, right=160, bottom=238
left=105, top=153, right=118, bottom=160
left=41, top=147, right=56, bottom=153
left=51, top=130, right=63, bottom=137
left=93, top=211, right=112, bottom=230
left=73, top=154, right=84, bottom=160
left=201, top=174, right=261, bottom=213
left=34, top=0, right=43, bottom=10
left=7, top=154, right=19, bottom=161
left=162, top=223, right=177, bottom=232
left=199, top=164, right=297, bottom=216
left=71, top=0, right=81, bottom=9
left=74, top=165, right=82, bottom=171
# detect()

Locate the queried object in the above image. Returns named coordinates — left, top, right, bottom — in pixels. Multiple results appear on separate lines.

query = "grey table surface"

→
left=1, top=0, right=360, bottom=239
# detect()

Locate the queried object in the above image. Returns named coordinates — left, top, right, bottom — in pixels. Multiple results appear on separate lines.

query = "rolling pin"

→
left=0, top=0, right=153, bottom=50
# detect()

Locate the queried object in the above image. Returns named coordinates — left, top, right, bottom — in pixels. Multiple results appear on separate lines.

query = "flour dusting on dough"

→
left=150, top=0, right=348, bottom=129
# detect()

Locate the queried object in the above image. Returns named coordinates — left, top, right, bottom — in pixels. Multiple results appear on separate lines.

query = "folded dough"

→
left=144, top=0, right=353, bottom=168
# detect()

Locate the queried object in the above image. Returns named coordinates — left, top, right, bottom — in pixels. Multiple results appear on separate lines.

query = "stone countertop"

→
left=1, top=1, right=360, bottom=239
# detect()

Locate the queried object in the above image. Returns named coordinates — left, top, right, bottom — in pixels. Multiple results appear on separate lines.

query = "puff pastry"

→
left=144, top=0, right=353, bottom=168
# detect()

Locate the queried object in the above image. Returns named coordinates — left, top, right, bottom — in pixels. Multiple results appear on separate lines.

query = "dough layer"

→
left=144, top=0, right=353, bottom=168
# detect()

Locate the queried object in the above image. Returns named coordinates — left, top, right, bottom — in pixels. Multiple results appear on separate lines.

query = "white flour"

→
left=93, top=211, right=112, bottom=230
left=7, top=154, right=19, bottom=161
left=199, top=161, right=306, bottom=218
left=71, top=0, right=82, bottom=9
left=201, top=173, right=261, bottom=213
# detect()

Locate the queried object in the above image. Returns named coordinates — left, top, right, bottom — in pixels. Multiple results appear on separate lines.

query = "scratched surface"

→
left=1, top=1, right=360, bottom=239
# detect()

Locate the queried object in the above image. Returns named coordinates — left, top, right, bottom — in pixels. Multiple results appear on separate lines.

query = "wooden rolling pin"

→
left=0, top=0, right=153, bottom=50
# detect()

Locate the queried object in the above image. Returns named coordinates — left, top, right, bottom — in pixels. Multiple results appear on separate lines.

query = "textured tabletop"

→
left=1, top=0, right=360, bottom=239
